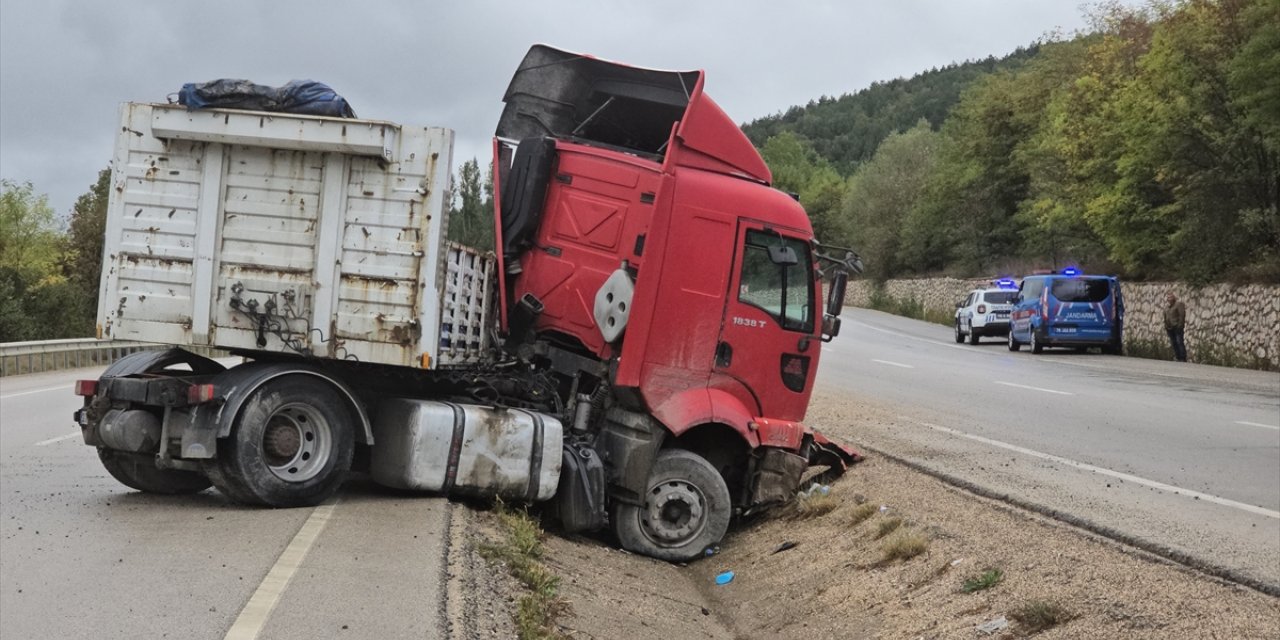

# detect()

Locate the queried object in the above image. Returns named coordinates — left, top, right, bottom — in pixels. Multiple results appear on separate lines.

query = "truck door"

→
left=715, top=223, right=818, bottom=420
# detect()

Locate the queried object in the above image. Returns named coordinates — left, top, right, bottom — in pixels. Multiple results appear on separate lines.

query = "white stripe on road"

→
left=995, top=381, right=1074, bottom=396
left=225, top=500, right=339, bottom=640
left=871, top=359, right=915, bottom=369
left=33, top=432, right=80, bottom=446
left=1235, top=420, right=1280, bottom=431
left=899, top=416, right=1280, bottom=520
left=0, top=385, right=68, bottom=400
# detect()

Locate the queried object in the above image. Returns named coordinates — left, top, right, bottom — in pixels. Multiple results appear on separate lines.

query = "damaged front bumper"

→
left=747, top=418, right=864, bottom=510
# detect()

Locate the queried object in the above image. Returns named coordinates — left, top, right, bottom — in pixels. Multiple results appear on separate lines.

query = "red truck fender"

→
left=650, top=387, right=761, bottom=448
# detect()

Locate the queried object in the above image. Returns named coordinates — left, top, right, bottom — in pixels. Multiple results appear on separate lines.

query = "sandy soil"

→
left=535, top=394, right=1280, bottom=639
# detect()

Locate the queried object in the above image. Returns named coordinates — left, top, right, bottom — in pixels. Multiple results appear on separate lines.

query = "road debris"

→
left=772, top=541, right=799, bottom=555
left=715, top=571, right=735, bottom=585
left=976, top=616, right=1009, bottom=635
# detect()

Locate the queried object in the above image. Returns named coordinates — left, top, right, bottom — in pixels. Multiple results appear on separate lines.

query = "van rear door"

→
left=1048, top=277, right=1114, bottom=341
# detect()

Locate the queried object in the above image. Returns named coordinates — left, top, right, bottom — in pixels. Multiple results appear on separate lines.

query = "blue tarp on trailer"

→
left=177, top=79, right=356, bottom=118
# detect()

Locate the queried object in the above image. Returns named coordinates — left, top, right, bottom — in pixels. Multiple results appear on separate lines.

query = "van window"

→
left=1020, top=279, right=1045, bottom=301
left=983, top=291, right=1016, bottom=304
left=1051, top=278, right=1111, bottom=303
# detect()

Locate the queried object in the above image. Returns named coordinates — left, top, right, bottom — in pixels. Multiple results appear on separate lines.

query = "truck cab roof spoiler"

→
left=496, top=45, right=771, bottom=184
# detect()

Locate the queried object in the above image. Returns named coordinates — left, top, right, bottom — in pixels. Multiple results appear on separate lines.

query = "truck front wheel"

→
left=98, top=448, right=212, bottom=494
left=205, top=376, right=354, bottom=507
left=613, top=449, right=731, bottom=562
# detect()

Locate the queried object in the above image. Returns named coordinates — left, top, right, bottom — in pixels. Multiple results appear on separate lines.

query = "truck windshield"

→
left=1051, top=278, right=1111, bottom=303
left=738, top=230, right=814, bottom=332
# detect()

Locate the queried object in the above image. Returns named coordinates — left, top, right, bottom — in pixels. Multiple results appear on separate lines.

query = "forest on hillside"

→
left=758, top=0, right=1279, bottom=284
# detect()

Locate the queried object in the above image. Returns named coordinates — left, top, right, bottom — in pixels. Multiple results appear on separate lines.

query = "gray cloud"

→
left=1, top=0, right=1093, bottom=216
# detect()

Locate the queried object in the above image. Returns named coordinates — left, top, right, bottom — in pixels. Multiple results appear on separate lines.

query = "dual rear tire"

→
left=204, top=376, right=355, bottom=507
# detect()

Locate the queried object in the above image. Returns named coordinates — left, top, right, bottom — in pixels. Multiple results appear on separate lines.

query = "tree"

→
left=66, top=168, right=111, bottom=333
left=843, top=121, right=942, bottom=280
left=447, top=158, right=494, bottom=251
left=0, top=180, right=80, bottom=340
left=760, top=132, right=852, bottom=247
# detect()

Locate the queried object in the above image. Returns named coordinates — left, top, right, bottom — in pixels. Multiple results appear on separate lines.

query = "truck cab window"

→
left=738, top=230, right=814, bottom=332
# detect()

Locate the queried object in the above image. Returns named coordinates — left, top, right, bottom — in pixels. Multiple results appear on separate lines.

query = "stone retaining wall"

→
left=847, top=278, right=1279, bottom=370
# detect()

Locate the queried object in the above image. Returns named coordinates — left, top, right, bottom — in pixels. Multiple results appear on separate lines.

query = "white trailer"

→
left=99, top=103, right=493, bottom=366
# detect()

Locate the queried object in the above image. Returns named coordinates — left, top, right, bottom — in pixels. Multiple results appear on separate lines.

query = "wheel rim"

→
left=640, top=479, right=707, bottom=547
left=261, top=402, right=333, bottom=482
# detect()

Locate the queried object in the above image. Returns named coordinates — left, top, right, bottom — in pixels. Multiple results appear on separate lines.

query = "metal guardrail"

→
left=0, top=339, right=226, bottom=377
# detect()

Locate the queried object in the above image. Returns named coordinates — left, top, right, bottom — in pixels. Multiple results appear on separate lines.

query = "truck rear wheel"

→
left=206, top=376, right=354, bottom=507
left=613, top=449, right=731, bottom=562
left=98, top=448, right=212, bottom=495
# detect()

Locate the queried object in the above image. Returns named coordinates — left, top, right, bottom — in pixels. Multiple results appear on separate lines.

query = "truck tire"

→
left=613, top=449, right=731, bottom=562
left=968, top=326, right=981, bottom=345
left=1008, top=331, right=1020, bottom=352
left=1030, top=329, right=1044, bottom=354
left=206, top=376, right=354, bottom=507
left=954, top=322, right=965, bottom=343
left=98, top=448, right=212, bottom=495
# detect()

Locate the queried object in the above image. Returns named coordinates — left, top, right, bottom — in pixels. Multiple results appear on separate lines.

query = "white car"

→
left=954, top=284, right=1018, bottom=345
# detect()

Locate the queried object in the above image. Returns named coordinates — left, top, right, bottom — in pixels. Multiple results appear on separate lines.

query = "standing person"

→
left=1163, top=292, right=1187, bottom=362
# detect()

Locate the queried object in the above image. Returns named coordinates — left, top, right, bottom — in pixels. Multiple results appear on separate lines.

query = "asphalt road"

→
left=815, top=308, right=1280, bottom=590
left=2, top=311, right=1278, bottom=636
left=0, top=364, right=459, bottom=640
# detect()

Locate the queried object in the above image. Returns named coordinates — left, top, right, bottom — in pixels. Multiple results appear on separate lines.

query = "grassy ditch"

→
left=479, top=500, right=568, bottom=640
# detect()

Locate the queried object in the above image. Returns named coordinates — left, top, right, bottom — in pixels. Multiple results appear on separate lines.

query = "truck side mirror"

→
left=826, top=271, right=848, bottom=317
left=768, top=245, right=799, bottom=266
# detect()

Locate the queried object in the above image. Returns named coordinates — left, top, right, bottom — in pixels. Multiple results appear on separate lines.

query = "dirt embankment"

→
left=475, top=395, right=1279, bottom=639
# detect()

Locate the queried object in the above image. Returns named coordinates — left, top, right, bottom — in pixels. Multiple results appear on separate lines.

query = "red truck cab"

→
left=492, top=46, right=856, bottom=558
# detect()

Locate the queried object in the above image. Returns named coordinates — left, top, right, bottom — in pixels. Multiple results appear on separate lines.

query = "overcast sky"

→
left=1, top=0, right=1096, bottom=217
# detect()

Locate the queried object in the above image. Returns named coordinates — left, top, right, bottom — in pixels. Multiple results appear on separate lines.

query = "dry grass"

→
left=848, top=502, right=879, bottom=526
left=781, top=491, right=841, bottom=521
left=1010, top=600, right=1076, bottom=633
left=880, top=529, right=930, bottom=562
left=874, top=516, right=904, bottom=539
left=479, top=500, right=569, bottom=640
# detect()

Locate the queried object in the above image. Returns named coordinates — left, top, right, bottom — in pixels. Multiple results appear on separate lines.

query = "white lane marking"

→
left=851, top=319, right=970, bottom=352
left=899, top=415, right=1280, bottom=520
left=34, top=432, right=80, bottom=446
left=0, top=385, right=68, bottom=400
left=995, top=381, right=1074, bottom=396
left=871, top=359, right=914, bottom=369
left=225, top=500, right=339, bottom=640
left=1235, top=420, right=1280, bottom=431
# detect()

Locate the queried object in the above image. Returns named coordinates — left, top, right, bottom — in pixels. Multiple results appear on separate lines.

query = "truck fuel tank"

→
left=370, top=399, right=562, bottom=501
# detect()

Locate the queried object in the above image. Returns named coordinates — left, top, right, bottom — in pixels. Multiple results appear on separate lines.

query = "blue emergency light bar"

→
left=1061, top=267, right=1081, bottom=276
left=994, top=278, right=1018, bottom=289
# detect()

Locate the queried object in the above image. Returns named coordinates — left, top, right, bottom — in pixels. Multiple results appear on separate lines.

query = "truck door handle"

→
left=715, top=341, right=733, bottom=368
